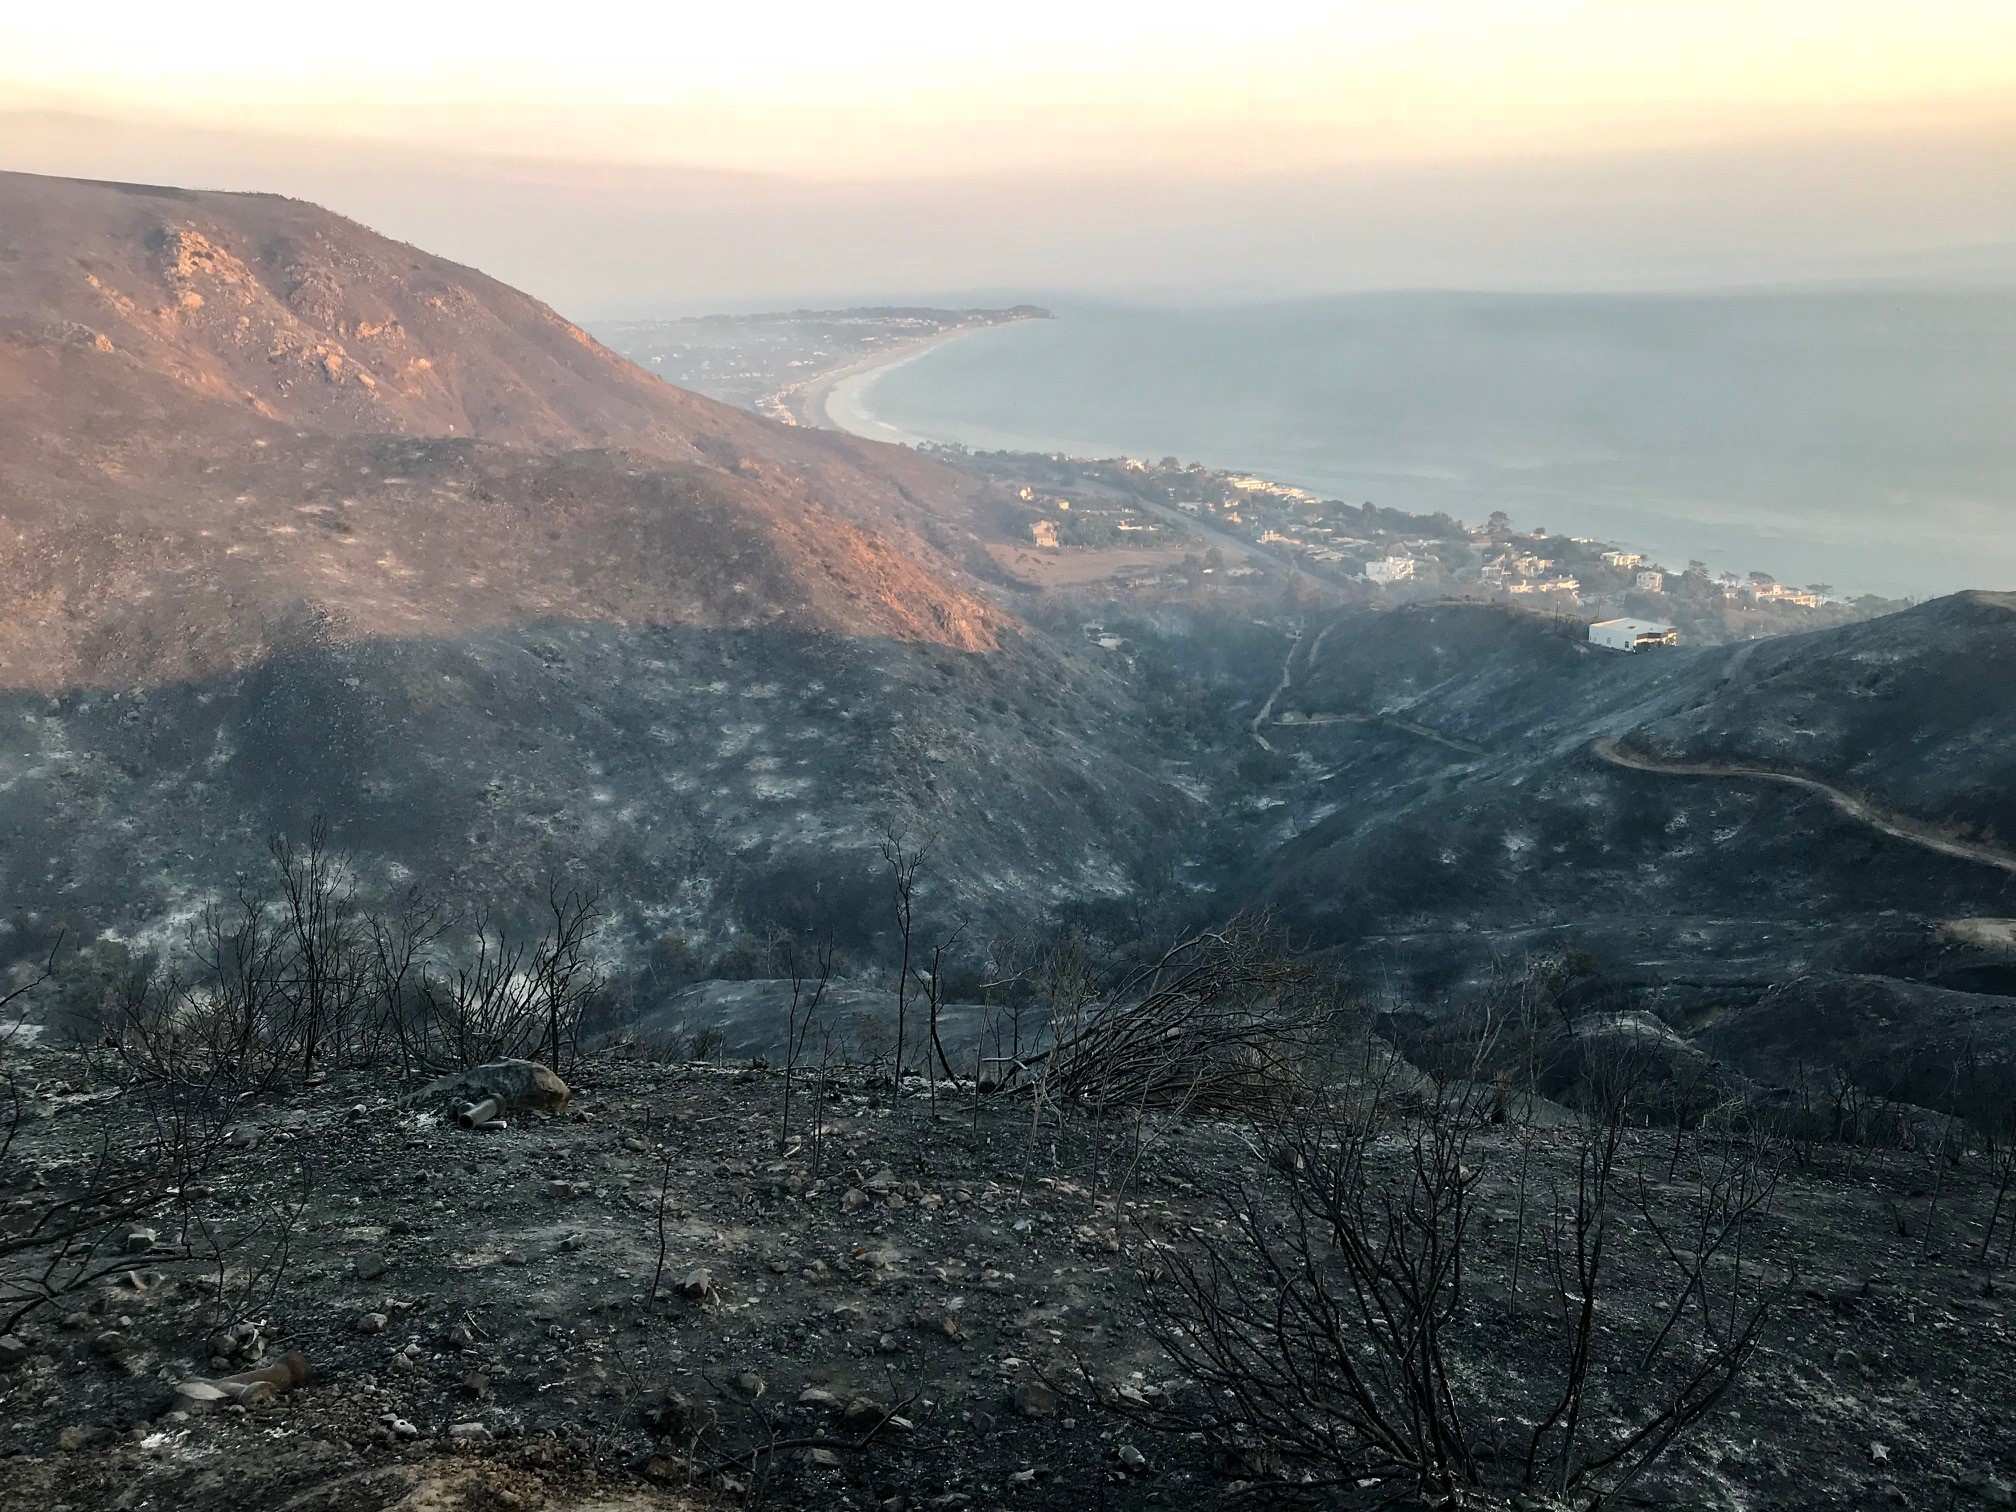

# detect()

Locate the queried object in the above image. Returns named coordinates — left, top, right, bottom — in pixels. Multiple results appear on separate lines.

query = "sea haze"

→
left=840, top=291, right=2016, bottom=599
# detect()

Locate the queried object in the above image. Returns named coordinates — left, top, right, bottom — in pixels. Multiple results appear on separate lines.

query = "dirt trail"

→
left=1256, top=614, right=1486, bottom=756
left=1592, top=737, right=2016, bottom=877
left=1249, top=627, right=1303, bottom=751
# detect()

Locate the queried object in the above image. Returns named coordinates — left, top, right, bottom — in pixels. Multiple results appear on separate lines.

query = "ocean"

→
left=827, top=292, right=2016, bottom=599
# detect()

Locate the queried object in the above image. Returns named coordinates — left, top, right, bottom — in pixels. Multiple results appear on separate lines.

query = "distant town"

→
left=595, top=306, right=1049, bottom=425
left=934, top=444, right=1911, bottom=647
left=601, top=306, right=1911, bottom=648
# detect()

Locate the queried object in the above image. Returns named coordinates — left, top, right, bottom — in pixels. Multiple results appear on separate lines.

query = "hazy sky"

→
left=6, top=2, right=2015, bottom=313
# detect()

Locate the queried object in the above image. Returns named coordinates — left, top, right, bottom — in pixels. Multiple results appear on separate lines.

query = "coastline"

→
left=789, top=324, right=996, bottom=440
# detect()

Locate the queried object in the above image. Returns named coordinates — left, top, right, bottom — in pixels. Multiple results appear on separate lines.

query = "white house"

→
left=1635, top=570, right=1666, bottom=593
left=1365, top=556, right=1417, bottom=585
left=1601, top=550, right=1644, bottom=570
left=1589, top=618, right=1679, bottom=652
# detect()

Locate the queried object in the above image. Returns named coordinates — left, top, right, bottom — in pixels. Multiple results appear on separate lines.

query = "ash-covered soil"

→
left=4, top=1052, right=2014, bottom=1511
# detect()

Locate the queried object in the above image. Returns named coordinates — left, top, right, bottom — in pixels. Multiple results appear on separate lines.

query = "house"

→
left=1030, top=519, right=1059, bottom=549
left=1509, top=576, right=1580, bottom=597
left=1491, top=551, right=1554, bottom=579
left=1635, top=570, right=1666, bottom=593
left=1601, top=550, right=1644, bottom=570
left=1589, top=618, right=1679, bottom=652
left=1365, top=556, right=1417, bottom=585
left=1753, top=582, right=1824, bottom=608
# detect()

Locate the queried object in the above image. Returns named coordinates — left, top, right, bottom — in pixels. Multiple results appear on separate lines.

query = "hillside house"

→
left=1601, top=550, right=1644, bottom=570
left=1635, top=570, right=1666, bottom=593
left=1509, top=575, right=1580, bottom=598
left=1030, top=519, right=1059, bottom=549
left=1365, top=555, right=1417, bottom=585
left=1589, top=618, right=1679, bottom=652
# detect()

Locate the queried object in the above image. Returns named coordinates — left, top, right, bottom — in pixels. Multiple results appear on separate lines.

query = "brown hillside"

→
left=0, top=170, right=1001, bottom=686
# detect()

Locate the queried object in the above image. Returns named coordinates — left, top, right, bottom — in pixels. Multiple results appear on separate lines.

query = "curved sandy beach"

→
left=795, top=325, right=995, bottom=442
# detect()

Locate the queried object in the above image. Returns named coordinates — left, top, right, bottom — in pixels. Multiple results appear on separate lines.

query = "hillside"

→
left=0, top=170, right=1008, bottom=688
left=0, top=172, right=1185, bottom=956
left=1242, top=600, right=2016, bottom=1089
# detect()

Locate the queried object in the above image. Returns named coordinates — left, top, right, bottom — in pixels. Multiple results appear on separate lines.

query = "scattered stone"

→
left=842, top=1397, right=888, bottom=1431
left=804, top=1446, right=843, bottom=1470
left=92, top=1330, right=127, bottom=1361
left=124, top=1228, right=158, bottom=1254
left=797, top=1387, right=842, bottom=1410
left=384, top=1416, right=419, bottom=1439
left=865, top=1168, right=897, bottom=1195
left=356, top=1312, right=389, bottom=1335
left=353, top=1253, right=389, bottom=1282
left=1009, top=1381, right=1057, bottom=1419
left=841, top=1188, right=870, bottom=1213
left=447, top=1420, right=490, bottom=1442
left=680, top=1268, right=713, bottom=1302
left=1117, top=1443, right=1147, bottom=1471
left=735, top=1371, right=766, bottom=1399
left=0, top=1334, right=30, bottom=1369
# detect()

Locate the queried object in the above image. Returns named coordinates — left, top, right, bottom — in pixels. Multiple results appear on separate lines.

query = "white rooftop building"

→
left=1365, top=555, right=1417, bottom=585
left=1589, top=618, right=1679, bottom=652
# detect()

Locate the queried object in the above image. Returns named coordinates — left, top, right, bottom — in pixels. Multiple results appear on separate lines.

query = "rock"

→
left=92, top=1330, right=127, bottom=1360
left=0, top=1334, right=30, bottom=1369
left=356, top=1312, right=389, bottom=1335
left=501, top=1250, right=527, bottom=1267
left=1117, top=1443, right=1147, bottom=1471
left=804, top=1447, right=843, bottom=1470
left=353, top=1253, right=389, bottom=1282
left=447, top=1420, right=490, bottom=1441
left=559, top=1232, right=587, bottom=1252
left=1966, top=1473, right=2016, bottom=1508
left=841, top=1188, right=870, bottom=1213
left=124, top=1228, right=158, bottom=1254
left=680, top=1268, right=712, bottom=1302
left=841, top=1397, right=887, bottom=1431
left=384, top=1416, right=419, bottom=1439
left=865, top=1168, right=897, bottom=1195
left=463, top=1371, right=491, bottom=1399
left=735, top=1371, right=766, bottom=1399
left=1009, top=1381, right=1057, bottom=1419
left=57, top=1425, right=108, bottom=1452
left=645, top=1388, right=697, bottom=1437
left=797, top=1387, right=842, bottom=1410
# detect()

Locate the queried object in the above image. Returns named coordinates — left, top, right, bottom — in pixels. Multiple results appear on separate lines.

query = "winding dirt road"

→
left=1592, top=737, right=2016, bottom=877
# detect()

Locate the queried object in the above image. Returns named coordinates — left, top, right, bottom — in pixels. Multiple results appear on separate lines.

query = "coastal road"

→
left=1591, top=737, right=2016, bottom=877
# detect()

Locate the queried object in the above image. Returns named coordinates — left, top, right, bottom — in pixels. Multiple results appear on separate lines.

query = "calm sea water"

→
left=837, top=293, right=2016, bottom=599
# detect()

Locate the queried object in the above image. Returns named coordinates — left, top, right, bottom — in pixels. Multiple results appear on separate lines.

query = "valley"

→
left=3, top=168, right=2015, bottom=1512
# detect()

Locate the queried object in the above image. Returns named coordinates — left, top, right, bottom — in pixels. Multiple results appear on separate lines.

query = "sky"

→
left=5, top=2, right=2015, bottom=313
